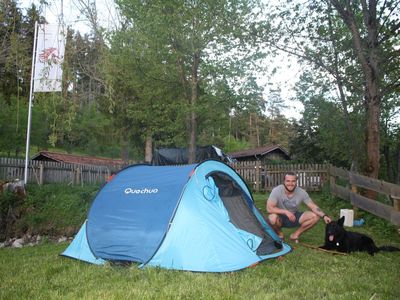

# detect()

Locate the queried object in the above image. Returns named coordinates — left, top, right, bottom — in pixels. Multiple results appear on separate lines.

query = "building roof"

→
left=31, top=151, right=126, bottom=167
left=228, top=145, right=290, bottom=160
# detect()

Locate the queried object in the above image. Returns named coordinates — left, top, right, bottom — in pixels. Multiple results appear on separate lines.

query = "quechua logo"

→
left=124, top=187, right=159, bottom=194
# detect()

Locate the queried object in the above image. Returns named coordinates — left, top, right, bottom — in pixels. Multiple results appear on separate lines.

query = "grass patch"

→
left=1, top=191, right=399, bottom=299
left=1, top=239, right=399, bottom=299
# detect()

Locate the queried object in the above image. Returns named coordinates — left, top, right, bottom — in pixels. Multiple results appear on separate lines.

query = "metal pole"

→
left=24, top=21, right=38, bottom=184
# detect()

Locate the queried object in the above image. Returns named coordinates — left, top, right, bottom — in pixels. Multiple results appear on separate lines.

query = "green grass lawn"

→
left=1, top=192, right=399, bottom=300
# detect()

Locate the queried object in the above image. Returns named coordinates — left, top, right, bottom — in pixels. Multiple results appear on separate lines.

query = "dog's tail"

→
left=378, top=246, right=400, bottom=252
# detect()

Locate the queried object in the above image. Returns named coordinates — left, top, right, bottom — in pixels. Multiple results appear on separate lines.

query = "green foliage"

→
left=113, top=0, right=267, bottom=156
left=286, top=63, right=368, bottom=167
left=0, top=190, right=25, bottom=240
left=3, top=0, right=399, bottom=177
left=263, top=0, right=400, bottom=178
left=0, top=95, right=26, bottom=156
left=0, top=184, right=99, bottom=238
left=380, top=106, right=400, bottom=182
left=0, top=94, right=51, bottom=157
left=0, top=0, right=300, bottom=162
left=222, top=136, right=250, bottom=153
left=58, top=105, right=121, bottom=158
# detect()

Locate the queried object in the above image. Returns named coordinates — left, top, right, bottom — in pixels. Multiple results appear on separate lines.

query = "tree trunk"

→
left=120, top=135, right=129, bottom=163
left=330, top=0, right=381, bottom=199
left=397, top=145, right=400, bottom=184
left=249, top=113, right=258, bottom=148
left=145, top=132, right=153, bottom=163
left=327, top=9, right=360, bottom=171
left=383, top=144, right=393, bottom=182
left=330, top=0, right=380, bottom=181
left=364, top=80, right=380, bottom=179
left=188, top=50, right=200, bottom=164
left=256, top=114, right=260, bottom=147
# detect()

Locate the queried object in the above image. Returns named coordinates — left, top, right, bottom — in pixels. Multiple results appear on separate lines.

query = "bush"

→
left=0, top=184, right=99, bottom=240
left=0, top=190, right=25, bottom=240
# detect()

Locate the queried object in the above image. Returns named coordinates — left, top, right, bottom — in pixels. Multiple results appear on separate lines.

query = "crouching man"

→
left=266, top=171, right=331, bottom=242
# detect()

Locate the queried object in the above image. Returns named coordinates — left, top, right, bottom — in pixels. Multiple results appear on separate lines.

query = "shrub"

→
left=0, top=184, right=99, bottom=240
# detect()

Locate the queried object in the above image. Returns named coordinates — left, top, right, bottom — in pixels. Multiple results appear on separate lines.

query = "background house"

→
left=228, top=145, right=290, bottom=163
left=31, top=151, right=127, bottom=169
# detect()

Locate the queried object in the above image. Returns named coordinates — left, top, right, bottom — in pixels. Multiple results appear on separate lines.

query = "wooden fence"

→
left=0, top=158, right=330, bottom=190
left=229, top=161, right=329, bottom=192
left=0, top=157, right=119, bottom=186
left=329, top=165, right=400, bottom=225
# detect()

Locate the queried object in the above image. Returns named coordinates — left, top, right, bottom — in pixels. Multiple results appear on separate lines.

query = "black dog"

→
left=320, top=216, right=400, bottom=255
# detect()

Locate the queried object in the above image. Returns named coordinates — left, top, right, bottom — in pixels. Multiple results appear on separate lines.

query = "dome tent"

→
left=62, top=160, right=291, bottom=272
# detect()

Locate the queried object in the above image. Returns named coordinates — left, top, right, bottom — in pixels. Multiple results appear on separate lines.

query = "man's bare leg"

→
left=268, top=213, right=284, bottom=239
left=290, top=211, right=319, bottom=241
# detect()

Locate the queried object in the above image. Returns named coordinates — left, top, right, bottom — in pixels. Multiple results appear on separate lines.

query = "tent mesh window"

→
left=208, top=172, right=282, bottom=256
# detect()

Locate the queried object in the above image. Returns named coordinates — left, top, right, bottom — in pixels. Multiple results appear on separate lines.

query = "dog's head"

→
left=325, top=216, right=346, bottom=243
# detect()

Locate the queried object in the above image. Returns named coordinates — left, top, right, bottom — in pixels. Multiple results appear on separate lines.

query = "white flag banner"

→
left=33, top=24, right=66, bottom=92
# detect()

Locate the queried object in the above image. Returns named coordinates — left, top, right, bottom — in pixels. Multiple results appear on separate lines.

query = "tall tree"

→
left=263, top=0, right=400, bottom=179
left=0, top=1, right=44, bottom=156
left=0, top=1, right=42, bottom=101
left=116, top=0, right=264, bottom=163
left=328, top=0, right=394, bottom=179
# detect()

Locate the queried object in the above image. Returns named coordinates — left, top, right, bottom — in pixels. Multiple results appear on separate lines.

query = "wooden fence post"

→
left=39, top=163, right=44, bottom=186
left=329, top=165, right=336, bottom=195
left=254, top=160, right=259, bottom=192
left=71, top=166, right=75, bottom=185
left=349, top=172, right=359, bottom=217
left=393, top=197, right=400, bottom=212
left=77, top=167, right=81, bottom=186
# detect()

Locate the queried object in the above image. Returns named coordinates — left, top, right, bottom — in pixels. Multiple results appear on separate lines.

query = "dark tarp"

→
left=152, top=145, right=230, bottom=165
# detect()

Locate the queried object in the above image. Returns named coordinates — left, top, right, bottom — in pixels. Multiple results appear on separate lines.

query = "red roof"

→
left=31, top=151, right=126, bottom=167
left=228, top=145, right=289, bottom=159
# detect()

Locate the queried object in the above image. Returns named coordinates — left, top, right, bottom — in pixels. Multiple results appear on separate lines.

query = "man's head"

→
left=283, top=171, right=297, bottom=193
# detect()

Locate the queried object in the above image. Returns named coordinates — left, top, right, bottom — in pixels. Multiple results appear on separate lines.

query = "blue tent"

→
left=62, top=160, right=291, bottom=272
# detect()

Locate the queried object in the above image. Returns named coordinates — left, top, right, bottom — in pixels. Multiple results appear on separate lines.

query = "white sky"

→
left=260, top=56, right=303, bottom=120
left=24, top=0, right=303, bottom=120
left=24, top=0, right=118, bottom=34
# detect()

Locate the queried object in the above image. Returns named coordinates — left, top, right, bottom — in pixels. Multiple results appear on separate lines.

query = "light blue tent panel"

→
left=146, top=160, right=291, bottom=271
left=61, top=221, right=105, bottom=265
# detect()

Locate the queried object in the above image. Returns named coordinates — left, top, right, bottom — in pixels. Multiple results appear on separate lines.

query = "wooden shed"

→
left=31, top=151, right=126, bottom=168
left=228, top=145, right=290, bottom=162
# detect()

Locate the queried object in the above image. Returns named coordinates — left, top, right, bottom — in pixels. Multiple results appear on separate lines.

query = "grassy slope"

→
left=1, top=184, right=99, bottom=239
left=0, top=191, right=399, bottom=299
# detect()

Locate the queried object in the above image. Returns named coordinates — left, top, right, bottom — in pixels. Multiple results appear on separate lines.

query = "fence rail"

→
left=0, top=157, right=118, bottom=186
left=329, top=165, right=400, bottom=225
left=1, top=158, right=329, bottom=190
left=229, top=162, right=329, bottom=192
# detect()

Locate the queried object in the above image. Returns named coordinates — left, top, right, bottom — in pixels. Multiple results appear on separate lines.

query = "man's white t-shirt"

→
left=268, top=185, right=311, bottom=213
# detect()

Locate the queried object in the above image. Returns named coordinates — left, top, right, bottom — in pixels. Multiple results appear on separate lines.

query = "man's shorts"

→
left=280, top=211, right=303, bottom=228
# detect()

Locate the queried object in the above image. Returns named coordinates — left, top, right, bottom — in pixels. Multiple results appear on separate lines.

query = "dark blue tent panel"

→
left=87, top=164, right=195, bottom=263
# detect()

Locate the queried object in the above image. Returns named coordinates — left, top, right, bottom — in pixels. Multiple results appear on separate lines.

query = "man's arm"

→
left=306, top=200, right=331, bottom=223
left=266, top=199, right=296, bottom=222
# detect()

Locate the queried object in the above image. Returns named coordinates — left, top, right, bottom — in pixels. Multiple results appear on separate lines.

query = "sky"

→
left=25, top=0, right=118, bottom=33
left=261, top=56, right=303, bottom=120
left=24, top=0, right=303, bottom=120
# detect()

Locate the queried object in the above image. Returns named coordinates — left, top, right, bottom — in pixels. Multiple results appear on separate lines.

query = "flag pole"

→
left=24, top=21, right=39, bottom=184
